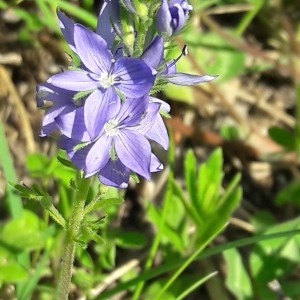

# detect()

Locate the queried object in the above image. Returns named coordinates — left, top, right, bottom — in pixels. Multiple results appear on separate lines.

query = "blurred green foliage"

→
left=1, top=0, right=300, bottom=299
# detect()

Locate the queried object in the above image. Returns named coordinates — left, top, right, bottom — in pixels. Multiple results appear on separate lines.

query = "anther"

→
left=182, top=45, right=188, bottom=56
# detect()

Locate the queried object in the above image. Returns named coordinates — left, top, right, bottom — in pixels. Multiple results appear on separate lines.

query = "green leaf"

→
left=79, top=224, right=106, bottom=246
left=197, top=148, right=223, bottom=217
left=16, top=227, right=56, bottom=300
left=46, top=204, right=66, bottom=228
left=176, top=271, right=218, bottom=300
left=224, top=248, right=252, bottom=299
left=182, top=31, right=246, bottom=82
left=275, top=181, right=300, bottom=207
left=73, top=268, right=94, bottom=290
left=73, top=89, right=94, bottom=102
left=0, top=259, right=27, bottom=282
left=98, top=229, right=300, bottom=298
left=115, top=232, right=146, bottom=249
left=147, top=203, right=185, bottom=252
left=249, top=218, right=300, bottom=299
left=76, top=247, right=94, bottom=270
left=172, top=179, right=202, bottom=226
left=220, top=125, right=240, bottom=140
left=0, top=210, right=48, bottom=251
left=84, top=197, right=124, bottom=215
left=251, top=210, right=276, bottom=232
left=57, top=156, right=76, bottom=169
left=184, top=150, right=197, bottom=213
left=0, top=121, right=23, bottom=218
left=26, top=153, right=50, bottom=177
left=144, top=281, right=176, bottom=300
left=97, top=243, right=116, bottom=270
left=43, top=0, right=97, bottom=28
left=268, top=126, right=295, bottom=151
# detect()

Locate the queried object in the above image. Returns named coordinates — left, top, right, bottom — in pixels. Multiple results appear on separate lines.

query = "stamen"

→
left=182, top=44, right=188, bottom=56
left=108, top=58, right=116, bottom=76
left=114, top=46, right=123, bottom=57
left=105, top=120, right=119, bottom=136
left=167, top=45, right=188, bottom=70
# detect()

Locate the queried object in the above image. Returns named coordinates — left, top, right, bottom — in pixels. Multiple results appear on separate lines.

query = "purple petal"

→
left=57, top=9, right=76, bottom=53
left=141, top=36, right=164, bottom=69
left=156, top=0, right=173, bottom=37
left=146, top=114, right=169, bottom=150
left=170, top=0, right=193, bottom=11
left=135, top=101, right=161, bottom=134
left=98, top=158, right=130, bottom=188
left=55, top=106, right=90, bottom=142
left=58, top=135, right=77, bottom=151
left=162, top=59, right=177, bottom=75
left=66, top=134, right=112, bottom=176
left=84, top=89, right=113, bottom=140
left=164, top=73, right=217, bottom=85
left=113, top=57, right=156, bottom=98
left=150, top=154, right=164, bottom=172
left=115, top=129, right=151, bottom=179
left=48, top=70, right=99, bottom=91
left=41, top=103, right=75, bottom=136
left=115, top=96, right=148, bottom=126
left=84, top=134, right=112, bottom=176
left=74, top=24, right=112, bottom=74
left=59, top=137, right=93, bottom=171
left=36, top=83, right=75, bottom=106
left=171, top=6, right=185, bottom=33
left=150, top=96, right=170, bottom=112
left=107, top=92, right=121, bottom=119
left=96, top=0, right=120, bottom=48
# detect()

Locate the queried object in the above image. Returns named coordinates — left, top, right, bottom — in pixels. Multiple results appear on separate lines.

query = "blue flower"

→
left=47, top=24, right=156, bottom=140
left=58, top=95, right=168, bottom=188
left=57, top=1, right=120, bottom=52
left=96, top=0, right=121, bottom=49
left=156, top=0, right=193, bottom=37
left=142, top=35, right=217, bottom=85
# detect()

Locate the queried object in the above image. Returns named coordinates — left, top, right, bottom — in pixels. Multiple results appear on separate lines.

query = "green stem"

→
left=57, top=174, right=91, bottom=300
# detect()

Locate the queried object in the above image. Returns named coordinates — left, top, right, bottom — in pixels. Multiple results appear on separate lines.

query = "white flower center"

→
left=104, top=120, right=119, bottom=136
left=100, top=72, right=118, bottom=88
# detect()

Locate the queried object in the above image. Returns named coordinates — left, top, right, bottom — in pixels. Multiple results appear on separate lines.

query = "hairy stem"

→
left=57, top=174, right=90, bottom=300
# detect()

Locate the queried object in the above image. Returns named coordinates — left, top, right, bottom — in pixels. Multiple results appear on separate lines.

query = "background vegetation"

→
left=0, top=0, right=300, bottom=299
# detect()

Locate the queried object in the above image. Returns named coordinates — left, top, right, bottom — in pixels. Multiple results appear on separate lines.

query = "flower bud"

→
left=156, top=0, right=193, bottom=37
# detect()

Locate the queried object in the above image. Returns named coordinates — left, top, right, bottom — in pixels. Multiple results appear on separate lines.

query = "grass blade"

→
left=0, top=120, right=23, bottom=218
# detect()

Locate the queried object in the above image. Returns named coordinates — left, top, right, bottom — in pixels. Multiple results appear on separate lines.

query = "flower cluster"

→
left=37, top=0, right=216, bottom=188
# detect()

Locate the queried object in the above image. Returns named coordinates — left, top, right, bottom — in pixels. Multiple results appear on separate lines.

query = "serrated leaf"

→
left=46, top=205, right=66, bottom=228
left=13, top=182, right=47, bottom=202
